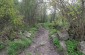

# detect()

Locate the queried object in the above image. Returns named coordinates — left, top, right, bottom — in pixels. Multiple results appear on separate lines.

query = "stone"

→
left=60, top=41, right=67, bottom=55
left=23, top=31, right=31, bottom=38
left=57, top=31, right=69, bottom=41
left=78, top=41, right=85, bottom=54
left=40, top=41, right=47, bottom=46
left=51, top=34, right=57, bottom=38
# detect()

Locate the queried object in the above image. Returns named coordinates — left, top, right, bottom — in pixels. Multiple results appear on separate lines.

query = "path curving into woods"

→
left=19, top=28, right=59, bottom=55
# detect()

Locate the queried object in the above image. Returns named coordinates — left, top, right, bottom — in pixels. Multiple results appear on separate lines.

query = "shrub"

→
left=0, top=43, right=5, bottom=50
left=49, top=29, right=57, bottom=35
left=7, top=38, right=32, bottom=55
left=53, top=37, right=62, bottom=51
left=66, top=40, right=84, bottom=55
left=42, top=22, right=54, bottom=29
left=29, top=27, right=37, bottom=33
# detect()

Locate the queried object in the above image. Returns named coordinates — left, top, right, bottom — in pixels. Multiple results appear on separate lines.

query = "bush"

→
left=49, top=29, right=57, bottom=35
left=53, top=37, right=62, bottom=51
left=42, top=22, right=54, bottom=29
left=66, top=40, right=84, bottom=55
left=7, top=38, right=32, bottom=55
left=0, top=43, right=5, bottom=50
left=29, top=27, right=37, bottom=33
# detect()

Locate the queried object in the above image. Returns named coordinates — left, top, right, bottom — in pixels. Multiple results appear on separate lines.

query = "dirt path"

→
left=19, top=28, right=59, bottom=55
left=0, top=49, right=7, bottom=55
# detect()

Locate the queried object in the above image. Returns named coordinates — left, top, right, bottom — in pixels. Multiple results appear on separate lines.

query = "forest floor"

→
left=19, top=28, right=59, bottom=55
left=0, top=28, right=59, bottom=55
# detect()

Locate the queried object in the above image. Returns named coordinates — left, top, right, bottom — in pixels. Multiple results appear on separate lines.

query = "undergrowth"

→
left=53, top=37, right=62, bottom=51
left=7, top=38, right=32, bottom=55
left=66, top=40, right=84, bottom=55
left=49, top=29, right=58, bottom=35
left=7, top=27, right=37, bottom=55
left=0, top=43, right=5, bottom=50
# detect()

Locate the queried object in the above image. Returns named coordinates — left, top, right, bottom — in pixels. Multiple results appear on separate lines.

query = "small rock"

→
left=23, top=31, right=31, bottom=38
left=51, top=34, right=57, bottom=38
left=60, top=41, right=67, bottom=55
left=57, top=31, right=69, bottom=41
left=60, top=41, right=66, bottom=50
left=40, top=41, right=47, bottom=46
left=51, top=34, right=58, bottom=40
left=78, top=41, right=85, bottom=54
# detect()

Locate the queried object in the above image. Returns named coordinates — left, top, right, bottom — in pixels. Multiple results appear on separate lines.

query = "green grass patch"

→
left=0, top=43, right=5, bottom=50
left=7, top=38, right=32, bottom=55
left=53, top=37, right=62, bottom=51
left=7, top=27, right=37, bottom=55
left=27, top=53, right=32, bottom=55
left=29, top=27, right=37, bottom=34
left=41, top=22, right=54, bottom=29
left=28, top=27, right=38, bottom=38
left=49, top=29, right=57, bottom=35
left=66, top=40, right=84, bottom=55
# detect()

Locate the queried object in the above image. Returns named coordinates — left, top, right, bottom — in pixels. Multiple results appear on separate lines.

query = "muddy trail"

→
left=19, top=28, right=59, bottom=55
